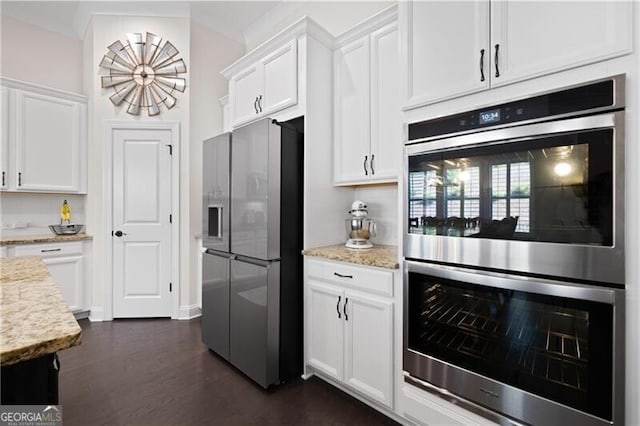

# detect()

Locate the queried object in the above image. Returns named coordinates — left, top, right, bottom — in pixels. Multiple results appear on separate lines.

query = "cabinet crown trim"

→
left=0, top=77, right=87, bottom=103
left=334, top=4, right=397, bottom=48
left=221, top=16, right=333, bottom=78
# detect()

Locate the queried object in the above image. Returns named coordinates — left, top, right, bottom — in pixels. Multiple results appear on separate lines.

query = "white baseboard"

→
left=177, top=304, right=201, bottom=320
left=88, top=306, right=104, bottom=322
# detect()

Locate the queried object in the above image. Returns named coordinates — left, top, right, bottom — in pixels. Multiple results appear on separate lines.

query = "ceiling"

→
left=0, top=1, right=286, bottom=43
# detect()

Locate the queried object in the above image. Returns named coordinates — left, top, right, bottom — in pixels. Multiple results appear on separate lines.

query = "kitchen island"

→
left=0, top=256, right=82, bottom=404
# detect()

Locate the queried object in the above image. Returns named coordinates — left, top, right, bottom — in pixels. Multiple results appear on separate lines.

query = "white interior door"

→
left=112, top=128, right=173, bottom=318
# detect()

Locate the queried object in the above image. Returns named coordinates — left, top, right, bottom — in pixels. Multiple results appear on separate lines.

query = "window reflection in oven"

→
left=407, top=272, right=614, bottom=421
left=408, top=129, right=613, bottom=246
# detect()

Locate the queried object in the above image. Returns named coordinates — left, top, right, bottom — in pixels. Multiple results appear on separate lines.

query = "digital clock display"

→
left=479, top=109, right=501, bottom=125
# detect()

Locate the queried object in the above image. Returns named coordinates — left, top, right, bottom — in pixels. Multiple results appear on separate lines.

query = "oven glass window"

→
left=408, top=129, right=613, bottom=245
left=407, top=272, right=614, bottom=420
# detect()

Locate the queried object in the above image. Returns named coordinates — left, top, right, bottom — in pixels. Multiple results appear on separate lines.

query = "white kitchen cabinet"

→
left=334, top=7, right=400, bottom=185
left=1, top=86, right=9, bottom=190
left=307, top=281, right=344, bottom=381
left=401, top=0, right=632, bottom=109
left=12, top=240, right=88, bottom=314
left=228, top=40, right=297, bottom=128
left=0, top=78, right=87, bottom=193
left=306, top=258, right=394, bottom=408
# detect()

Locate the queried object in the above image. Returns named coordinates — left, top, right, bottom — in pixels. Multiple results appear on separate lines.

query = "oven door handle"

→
left=404, top=260, right=621, bottom=305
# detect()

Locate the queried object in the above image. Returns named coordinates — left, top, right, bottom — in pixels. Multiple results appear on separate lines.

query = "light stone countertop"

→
left=302, top=244, right=399, bottom=269
left=0, top=233, right=92, bottom=246
left=0, top=256, right=82, bottom=366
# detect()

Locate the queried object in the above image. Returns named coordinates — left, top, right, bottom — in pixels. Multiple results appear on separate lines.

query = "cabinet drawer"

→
left=307, top=259, right=393, bottom=297
left=14, top=241, right=83, bottom=258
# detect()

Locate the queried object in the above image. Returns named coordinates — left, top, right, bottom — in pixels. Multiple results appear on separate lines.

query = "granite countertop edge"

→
left=302, top=243, right=399, bottom=270
left=1, top=256, right=82, bottom=366
left=0, top=233, right=93, bottom=246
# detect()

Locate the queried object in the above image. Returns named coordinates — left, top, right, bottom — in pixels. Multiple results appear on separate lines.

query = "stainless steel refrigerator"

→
left=201, top=117, right=304, bottom=388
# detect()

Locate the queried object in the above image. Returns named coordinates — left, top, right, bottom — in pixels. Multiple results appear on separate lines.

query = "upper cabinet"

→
left=1, top=78, right=87, bottom=193
left=221, top=19, right=334, bottom=129
left=401, top=0, right=633, bottom=109
left=334, top=6, right=400, bottom=186
left=229, top=40, right=297, bottom=127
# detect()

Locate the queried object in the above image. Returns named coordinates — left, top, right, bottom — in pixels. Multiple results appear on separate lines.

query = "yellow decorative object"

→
left=60, top=200, right=71, bottom=224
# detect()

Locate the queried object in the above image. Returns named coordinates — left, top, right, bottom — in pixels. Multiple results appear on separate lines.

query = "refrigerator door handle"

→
left=234, top=255, right=273, bottom=267
left=204, top=249, right=236, bottom=260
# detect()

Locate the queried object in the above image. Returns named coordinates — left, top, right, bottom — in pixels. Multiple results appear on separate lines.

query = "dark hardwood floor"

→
left=58, top=318, right=398, bottom=425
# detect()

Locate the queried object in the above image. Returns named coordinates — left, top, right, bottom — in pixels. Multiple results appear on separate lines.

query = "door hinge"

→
left=169, top=282, right=172, bottom=292
left=169, top=214, right=172, bottom=223
left=166, top=144, right=173, bottom=155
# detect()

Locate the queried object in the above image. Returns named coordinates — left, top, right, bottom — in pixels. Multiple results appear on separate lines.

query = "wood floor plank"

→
left=58, top=318, right=398, bottom=425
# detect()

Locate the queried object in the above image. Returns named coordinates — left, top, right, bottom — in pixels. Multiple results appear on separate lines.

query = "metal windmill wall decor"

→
left=99, top=32, right=186, bottom=116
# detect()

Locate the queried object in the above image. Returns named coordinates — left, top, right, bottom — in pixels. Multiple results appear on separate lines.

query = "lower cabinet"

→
left=13, top=240, right=88, bottom=313
left=305, top=258, right=394, bottom=408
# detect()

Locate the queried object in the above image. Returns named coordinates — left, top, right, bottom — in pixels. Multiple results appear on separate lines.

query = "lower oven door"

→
left=403, top=260, right=625, bottom=426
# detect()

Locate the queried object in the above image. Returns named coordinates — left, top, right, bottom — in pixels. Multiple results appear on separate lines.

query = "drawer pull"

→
left=41, top=248, right=62, bottom=253
left=336, top=295, right=341, bottom=319
left=344, top=297, right=349, bottom=321
left=334, top=272, right=353, bottom=279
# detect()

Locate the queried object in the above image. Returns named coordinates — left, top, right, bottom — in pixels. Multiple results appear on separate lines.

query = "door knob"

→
left=114, top=230, right=127, bottom=237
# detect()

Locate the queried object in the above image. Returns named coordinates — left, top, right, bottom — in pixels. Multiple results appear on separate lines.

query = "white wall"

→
left=188, top=21, right=244, bottom=313
left=354, top=185, right=397, bottom=246
left=0, top=15, right=83, bottom=93
left=85, top=15, right=191, bottom=320
left=0, top=193, right=85, bottom=236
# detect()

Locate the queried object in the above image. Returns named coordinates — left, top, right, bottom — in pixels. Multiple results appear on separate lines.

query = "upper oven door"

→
left=404, top=111, right=624, bottom=284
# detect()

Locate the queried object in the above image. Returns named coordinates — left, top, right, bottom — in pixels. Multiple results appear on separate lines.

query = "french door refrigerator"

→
left=202, top=117, right=304, bottom=388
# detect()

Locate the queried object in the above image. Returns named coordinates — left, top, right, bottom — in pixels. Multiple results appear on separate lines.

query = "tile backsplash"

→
left=0, top=193, right=86, bottom=236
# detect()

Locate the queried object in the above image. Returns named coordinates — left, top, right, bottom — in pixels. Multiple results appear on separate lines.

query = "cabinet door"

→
left=344, top=290, right=393, bottom=407
left=1, top=87, right=9, bottom=189
left=491, top=1, right=632, bottom=87
left=43, top=255, right=84, bottom=313
left=334, top=37, right=371, bottom=185
left=307, top=281, right=344, bottom=381
left=230, top=64, right=260, bottom=127
left=14, top=90, right=83, bottom=192
left=401, top=0, right=490, bottom=109
left=370, top=22, right=400, bottom=184
left=260, top=39, right=298, bottom=116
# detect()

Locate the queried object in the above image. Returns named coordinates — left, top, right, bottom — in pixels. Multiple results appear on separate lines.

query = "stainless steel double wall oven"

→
left=403, top=75, right=626, bottom=425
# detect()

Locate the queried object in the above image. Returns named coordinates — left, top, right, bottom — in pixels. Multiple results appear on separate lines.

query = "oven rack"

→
left=416, top=285, right=589, bottom=391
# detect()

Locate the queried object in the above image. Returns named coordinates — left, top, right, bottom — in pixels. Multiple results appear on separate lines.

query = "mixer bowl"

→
left=345, top=218, right=376, bottom=240
left=49, top=224, right=85, bottom=235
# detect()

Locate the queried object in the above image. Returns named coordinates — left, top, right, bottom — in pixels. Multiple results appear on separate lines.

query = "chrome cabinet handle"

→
left=344, top=297, right=349, bottom=321
left=494, top=44, right=500, bottom=78
left=479, top=49, right=485, bottom=82
left=257, top=95, right=262, bottom=113
left=18, top=172, right=22, bottom=186
left=334, top=272, right=353, bottom=279
left=370, top=154, right=375, bottom=175
left=363, top=155, right=368, bottom=176
left=336, top=295, right=341, bottom=319
left=41, top=248, right=62, bottom=253
left=253, top=97, right=259, bottom=114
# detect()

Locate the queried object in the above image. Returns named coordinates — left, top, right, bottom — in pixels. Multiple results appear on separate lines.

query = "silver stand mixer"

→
left=345, top=200, right=377, bottom=249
